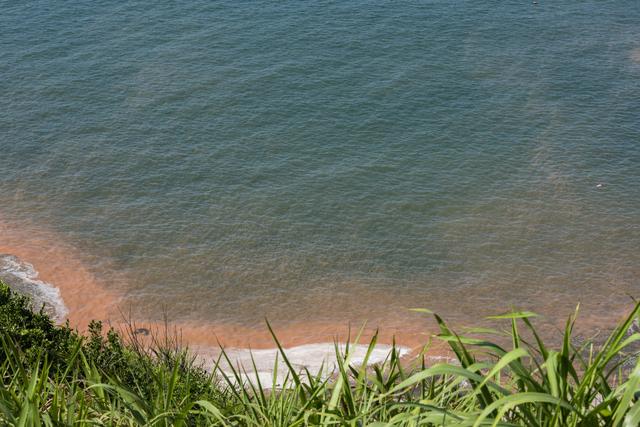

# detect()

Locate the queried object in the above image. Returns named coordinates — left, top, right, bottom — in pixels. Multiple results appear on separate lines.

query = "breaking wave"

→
left=0, top=254, right=68, bottom=322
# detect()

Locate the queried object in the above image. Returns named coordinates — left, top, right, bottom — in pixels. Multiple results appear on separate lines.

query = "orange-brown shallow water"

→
left=0, top=218, right=121, bottom=326
left=1, top=213, right=636, bottom=361
left=0, top=215, right=444, bottom=356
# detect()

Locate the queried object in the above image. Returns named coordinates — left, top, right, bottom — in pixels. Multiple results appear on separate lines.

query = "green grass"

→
left=1, top=280, right=640, bottom=426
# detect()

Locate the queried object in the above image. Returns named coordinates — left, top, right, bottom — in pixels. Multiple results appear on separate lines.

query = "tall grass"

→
left=1, top=280, right=640, bottom=426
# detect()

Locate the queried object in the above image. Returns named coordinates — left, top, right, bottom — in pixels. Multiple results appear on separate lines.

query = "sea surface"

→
left=1, top=1, right=640, bottom=346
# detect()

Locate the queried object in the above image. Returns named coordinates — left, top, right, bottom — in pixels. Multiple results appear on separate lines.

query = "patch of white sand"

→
left=194, top=343, right=410, bottom=388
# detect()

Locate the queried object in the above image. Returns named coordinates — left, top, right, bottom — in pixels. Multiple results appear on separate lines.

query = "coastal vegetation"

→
left=1, top=280, right=640, bottom=426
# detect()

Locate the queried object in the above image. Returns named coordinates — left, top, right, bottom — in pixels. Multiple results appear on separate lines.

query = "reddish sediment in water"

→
left=120, top=318, right=448, bottom=356
left=2, top=215, right=633, bottom=360
left=0, top=216, right=447, bottom=358
left=0, top=218, right=122, bottom=329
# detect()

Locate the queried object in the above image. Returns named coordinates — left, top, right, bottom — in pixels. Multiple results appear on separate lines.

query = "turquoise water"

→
left=2, top=1, right=640, bottom=335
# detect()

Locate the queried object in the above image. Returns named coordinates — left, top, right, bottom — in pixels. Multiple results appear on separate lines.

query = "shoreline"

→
left=0, top=217, right=449, bottom=374
left=0, top=251, right=444, bottom=378
left=3, top=215, right=632, bottom=371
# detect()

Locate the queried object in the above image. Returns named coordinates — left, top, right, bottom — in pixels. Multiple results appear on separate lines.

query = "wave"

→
left=0, top=254, right=68, bottom=322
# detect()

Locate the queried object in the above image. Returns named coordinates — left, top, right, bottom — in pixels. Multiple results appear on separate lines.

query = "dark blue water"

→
left=2, top=1, right=639, bottom=334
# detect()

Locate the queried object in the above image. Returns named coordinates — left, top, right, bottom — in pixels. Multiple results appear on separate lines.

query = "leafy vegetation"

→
left=1, top=280, right=640, bottom=426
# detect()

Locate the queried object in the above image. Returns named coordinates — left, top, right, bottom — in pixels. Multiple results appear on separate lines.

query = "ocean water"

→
left=1, top=1, right=640, bottom=345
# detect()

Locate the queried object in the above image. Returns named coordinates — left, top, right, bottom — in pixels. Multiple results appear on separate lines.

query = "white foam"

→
left=194, top=342, right=410, bottom=389
left=0, top=254, right=68, bottom=322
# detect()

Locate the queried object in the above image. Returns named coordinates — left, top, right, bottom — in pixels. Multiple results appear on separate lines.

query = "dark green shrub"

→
left=0, top=279, right=232, bottom=420
left=0, top=281, right=76, bottom=368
